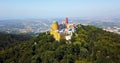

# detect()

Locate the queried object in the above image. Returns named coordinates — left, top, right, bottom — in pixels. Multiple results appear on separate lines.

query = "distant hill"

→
left=0, top=17, right=120, bottom=34
left=89, top=21, right=120, bottom=28
left=0, top=24, right=120, bottom=63
left=0, top=19, right=51, bottom=34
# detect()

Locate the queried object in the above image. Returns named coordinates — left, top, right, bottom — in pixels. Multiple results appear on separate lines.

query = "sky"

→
left=0, top=0, right=120, bottom=19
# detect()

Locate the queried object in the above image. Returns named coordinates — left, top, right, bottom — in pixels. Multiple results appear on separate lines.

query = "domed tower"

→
left=50, top=21, right=60, bottom=41
left=50, top=21, right=59, bottom=35
left=52, top=21, right=59, bottom=30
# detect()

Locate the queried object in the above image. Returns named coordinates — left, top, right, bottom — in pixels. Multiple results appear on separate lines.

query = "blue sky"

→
left=0, top=0, right=120, bottom=19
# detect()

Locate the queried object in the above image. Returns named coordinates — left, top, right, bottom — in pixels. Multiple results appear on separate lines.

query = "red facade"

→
left=66, top=17, right=68, bottom=24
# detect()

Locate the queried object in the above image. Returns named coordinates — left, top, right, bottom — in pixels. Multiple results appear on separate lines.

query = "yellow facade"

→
left=50, top=22, right=61, bottom=41
left=54, top=32, right=60, bottom=41
left=66, top=24, right=69, bottom=29
left=52, top=22, right=58, bottom=30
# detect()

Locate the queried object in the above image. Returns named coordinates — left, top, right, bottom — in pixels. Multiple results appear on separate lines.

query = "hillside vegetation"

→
left=0, top=24, right=120, bottom=63
left=0, top=33, right=32, bottom=50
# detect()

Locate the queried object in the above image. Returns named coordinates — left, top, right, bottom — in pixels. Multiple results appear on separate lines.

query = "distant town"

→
left=0, top=17, right=120, bottom=35
left=103, top=27, right=120, bottom=34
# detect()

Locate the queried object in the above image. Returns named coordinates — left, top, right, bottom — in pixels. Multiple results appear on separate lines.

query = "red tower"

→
left=66, top=17, right=68, bottom=24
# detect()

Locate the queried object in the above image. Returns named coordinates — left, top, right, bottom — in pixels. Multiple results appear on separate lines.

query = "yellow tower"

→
left=52, top=22, right=58, bottom=30
left=50, top=21, right=60, bottom=41
left=50, top=21, right=58, bottom=34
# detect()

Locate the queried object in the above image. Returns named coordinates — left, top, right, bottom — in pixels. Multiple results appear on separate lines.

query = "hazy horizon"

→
left=0, top=0, right=120, bottom=19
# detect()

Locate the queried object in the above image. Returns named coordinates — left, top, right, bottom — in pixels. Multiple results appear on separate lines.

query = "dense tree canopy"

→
left=0, top=24, right=120, bottom=63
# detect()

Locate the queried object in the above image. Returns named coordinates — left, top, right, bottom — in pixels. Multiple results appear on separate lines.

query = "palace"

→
left=50, top=17, right=76, bottom=41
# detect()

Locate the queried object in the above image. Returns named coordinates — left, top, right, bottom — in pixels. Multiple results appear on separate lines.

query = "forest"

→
left=0, top=24, right=120, bottom=63
left=0, top=33, right=32, bottom=50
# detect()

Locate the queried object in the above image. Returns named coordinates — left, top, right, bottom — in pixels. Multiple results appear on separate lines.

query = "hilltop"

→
left=0, top=24, right=120, bottom=63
